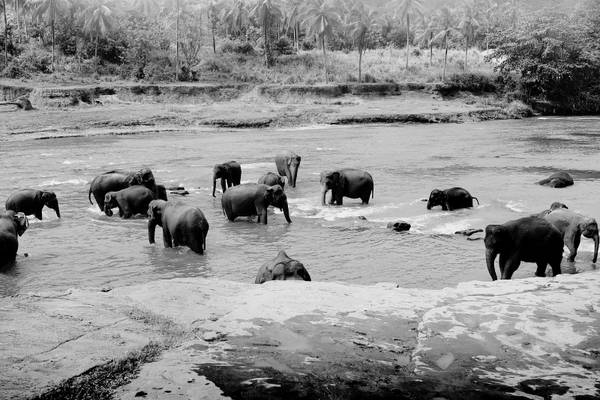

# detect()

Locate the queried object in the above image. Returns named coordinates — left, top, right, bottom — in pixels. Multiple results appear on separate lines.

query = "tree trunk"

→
left=94, top=35, right=98, bottom=73
left=2, top=0, right=7, bottom=68
left=405, top=14, right=409, bottom=69
left=443, top=35, right=448, bottom=81
left=464, top=35, right=468, bottom=71
left=358, top=46, right=362, bottom=83
left=175, top=0, right=179, bottom=81
left=429, top=32, right=433, bottom=65
left=51, top=0, right=55, bottom=72
left=322, top=35, right=327, bottom=83
left=212, top=25, right=216, bottom=54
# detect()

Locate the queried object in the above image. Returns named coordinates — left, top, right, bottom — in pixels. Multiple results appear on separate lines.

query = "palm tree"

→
left=283, top=0, right=302, bottom=51
left=250, top=0, right=283, bottom=67
left=2, top=0, right=7, bottom=68
left=415, top=14, right=437, bottom=65
left=301, top=0, right=340, bottom=82
left=223, top=0, right=250, bottom=39
left=83, top=1, right=114, bottom=62
left=458, top=1, right=480, bottom=71
left=33, top=0, right=71, bottom=71
left=349, top=3, right=377, bottom=82
left=432, top=6, right=456, bottom=80
left=391, top=0, right=425, bottom=69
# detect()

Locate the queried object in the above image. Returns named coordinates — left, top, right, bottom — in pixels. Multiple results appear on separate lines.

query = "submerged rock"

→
left=387, top=221, right=411, bottom=232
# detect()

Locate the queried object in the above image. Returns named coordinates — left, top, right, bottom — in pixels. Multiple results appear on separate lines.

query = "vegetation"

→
left=0, top=0, right=598, bottom=113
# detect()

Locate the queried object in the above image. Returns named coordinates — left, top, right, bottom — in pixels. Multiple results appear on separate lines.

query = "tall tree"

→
left=349, top=2, right=377, bottom=82
left=301, top=0, right=340, bottom=82
left=33, top=0, right=71, bottom=71
left=1, top=0, right=7, bottom=68
left=223, top=0, right=250, bottom=40
left=432, top=6, right=456, bottom=80
left=415, top=14, right=437, bottom=65
left=250, top=0, right=282, bottom=67
left=83, top=0, right=114, bottom=61
left=458, top=1, right=480, bottom=71
left=206, top=0, right=222, bottom=54
left=392, top=0, right=425, bottom=69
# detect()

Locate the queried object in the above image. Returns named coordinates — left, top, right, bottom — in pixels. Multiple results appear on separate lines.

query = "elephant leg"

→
left=335, top=191, right=344, bottom=206
left=258, top=208, right=267, bottom=224
left=501, top=257, right=520, bottom=280
left=550, top=256, right=562, bottom=277
left=498, top=253, right=507, bottom=278
left=35, top=209, right=43, bottom=220
left=163, top=228, right=173, bottom=248
left=442, top=202, right=450, bottom=211
left=361, top=192, right=370, bottom=205
left=567, top=233, right=580, bottom=262
left=535, top=261, right=547, bottom=277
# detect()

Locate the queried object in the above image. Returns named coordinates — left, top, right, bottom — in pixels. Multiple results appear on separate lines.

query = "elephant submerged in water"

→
left=484, top=216, right=563, bottom=280
left=0, top=211, right=29, bottom=266
left=543, top=208, right=598, bottom=263
left=537, top=171, right=574, bottom=188
left=275, top=151, right=301, bottom=188
left=255, top=250, right=311, bottom=283
left=258, top=172, right=285, bottom=189
left=148, top=200, right=209, bottom=255
left=104, top=186, right=155, bottom=218
left=5, top=189, right=60, bottom=220
left=320, top=169, right=374, bottom=206
left=89, top=168, right=163, bottom=210
left=426, top=187, right=479, bottom=211
left=221, top=183, right=291, bottom=224
left=212, top=161, right=241, bottom=197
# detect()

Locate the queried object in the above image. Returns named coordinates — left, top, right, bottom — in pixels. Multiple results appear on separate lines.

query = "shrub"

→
left=220, top=40, right=255, bottom=55
left=437, top=73, right=497, bottom=96
left=301, top=40, right=315, bottom=51
left=411, top=48, right=422, bottom=57
left=273, top=37, right=294, bottom=55
left=199, top=58, right=232, bottom=73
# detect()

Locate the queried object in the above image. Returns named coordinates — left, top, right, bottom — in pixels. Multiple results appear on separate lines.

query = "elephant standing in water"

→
left=258, top=172, right=285, bottom=189
left=255, top=250, right=311, bottom=283
left=544, top=209, right=598, bottom=263
left=5, top=190, right=61, bottom=220
left=320, top=169, right=373, bottom=206
left=104, top=186, right=156, bottom=218
left=221, top=183, right=291, bottom=224
left=275, top=151, right=301, bottom=188
left=537, top=171, right=574, bottom=188
left=0, top=211, right=28, bottom=266
left=148, top=200, right=209, bottom=255
left=212, top=161, right=242, bottom=197
left=426, top=187, right=479, bottom=211
left=89, top=168, right=163, bottom=210
left=484, top=216, right=563, bottom=280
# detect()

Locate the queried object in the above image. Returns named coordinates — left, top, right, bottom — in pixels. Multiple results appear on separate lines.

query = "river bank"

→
left=0, top=80, right=531, bottom=139
left=2, top=272, right=599, bottom=399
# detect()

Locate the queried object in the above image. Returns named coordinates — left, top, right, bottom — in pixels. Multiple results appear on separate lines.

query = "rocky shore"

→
left=2, top=272, right=599, bottom=399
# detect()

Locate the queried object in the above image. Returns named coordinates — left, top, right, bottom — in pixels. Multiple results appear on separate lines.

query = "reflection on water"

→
left=1, top=117, right=599, bottom=295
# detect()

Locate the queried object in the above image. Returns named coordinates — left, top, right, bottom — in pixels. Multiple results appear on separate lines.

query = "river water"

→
left=1, top=117, right=599, bottom=296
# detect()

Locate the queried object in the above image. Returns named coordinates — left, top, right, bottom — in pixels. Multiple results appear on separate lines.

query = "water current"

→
left=1, top=117, right=599, bottom=296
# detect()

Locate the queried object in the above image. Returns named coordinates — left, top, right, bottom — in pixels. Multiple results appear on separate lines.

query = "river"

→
left=1, top=117, right=599, bottom=296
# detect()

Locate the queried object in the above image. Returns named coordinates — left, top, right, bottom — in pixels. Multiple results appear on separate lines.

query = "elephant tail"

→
left=371, top=185, right=374, bottom=199
left=473, top=196, right=480, bottom=205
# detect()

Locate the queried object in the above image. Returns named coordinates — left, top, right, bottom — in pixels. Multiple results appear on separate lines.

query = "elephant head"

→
left=5, top=210, right=29, bottom=236
left=212, top=164, right=227, bottom=197
left=484, top=224, right=511, bottom=280
left=155, top=184, right=168, bottom=201
left=129, top=168, right=156, bottom=191
left=426, top=189, right=445, bottom=210
left=320, top=171, right=341, bottom=205
left=580, top=218, right=599, bottom=263
left=265, top=185, right=291, bottom=223
left=103, top=192, right=118, bottom=217
left=147, top=200, right=167, bottom=244
left=286, top=154, right=301, bottom=188
left=40, top=191, right=60, bottom=218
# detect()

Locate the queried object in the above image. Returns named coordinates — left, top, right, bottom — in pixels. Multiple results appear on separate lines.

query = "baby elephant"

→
left=5, top=189, right=60, bottom=220
left=255, top=250, right=311, bottom=283
left=148, top=200, right=209, bottom=254
left=258, top=172, right=285, bottom=189
left=104, top=186, right=155, bottom=218
left=320, top=169, right=374, bottom=206
left=544, top=209, right=598, bottom=263
left=0, top=211, right=29, bottom=266
left=427, top=187, right=479, bottom=211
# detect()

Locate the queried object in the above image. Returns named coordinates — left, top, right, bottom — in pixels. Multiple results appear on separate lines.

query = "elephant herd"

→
left=0, top=159, right=597, bottom=284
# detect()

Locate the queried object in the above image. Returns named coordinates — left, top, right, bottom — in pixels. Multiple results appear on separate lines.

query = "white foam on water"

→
left=62, top=160, right=85, bottom=165
left=86, top=205, right=105, bottom=215
left=316, top=147, right=335, bottom=151
left=505, top=200, right=526, bottom=213
left=430, top=218, right=481, bottom=235
left=288, top=197, right=405, bottom=221
left=40, top=178, right=88, bottom=186
left=242, top=162, right=274, bottom=170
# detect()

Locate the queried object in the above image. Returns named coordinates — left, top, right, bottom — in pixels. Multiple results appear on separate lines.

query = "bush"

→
left=0, top=43, right=52, bottom=78
left=220, top=40, right=255, bottom=55
left=411, top=48, right=422, bottom=57
left=301, top=40, right=315, bottom=51
left=273, top=37, right=294, bottom=55
left=199, top=58, right=232, bottom=73
left=437, top=73, right=497, bottom=96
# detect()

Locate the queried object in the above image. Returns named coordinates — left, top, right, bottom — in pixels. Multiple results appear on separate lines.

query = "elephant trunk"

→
left=321, top=187, right=328, bottom=206
left=291, top=165, right=299, bottom=188
left=148, top=219, right=157, bottom=244
left=486, top=248, right=498, bottom=281
left=104, top=204, right=113, bottom=217
left=593, top=233, right=599, bottom=264
left=426, top=199, right=433, bottom=210
left=282, top=201, right=292, bottom=223
left=54, top=205, right=61, bottom=218
left=212, top=178, right=217, bottom=197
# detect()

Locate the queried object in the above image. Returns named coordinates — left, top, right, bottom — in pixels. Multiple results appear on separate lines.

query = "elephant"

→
left=104, top=186, right=155, bottom=218
left=212, top=161, right=242, bottom=197
left=543, top=209, right=598, bottom=263
left=258, top=172, right=285, bottom=189
left=148, top=200, right=209, bottom=255
left=275, top=151, right=301, bottom=188
left=537, top=171, right=574, bottom=188
left=320, top=169, right=374, bottom=206
left=484, top=216, right=563, bottom=280
left=535, top=202, right=568, bottom=218
left=427, top=187, right=479, bottom=211
left=89, top=168, right=163, bottom=210
left=0, top=211, right=29, bottom=266
left=221, top=183, right=291, bottom=224
left=255, top=250, right=311, bottom=283
left=387, top=221, right=411, bottom=232
left=5, top=189, right=61, bottom=220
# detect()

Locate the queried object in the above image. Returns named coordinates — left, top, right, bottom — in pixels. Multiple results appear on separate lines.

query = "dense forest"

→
left=1, top=0, right=599, bottom=112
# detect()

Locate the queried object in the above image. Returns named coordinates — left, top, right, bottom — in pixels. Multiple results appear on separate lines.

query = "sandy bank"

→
left=1, top=272, right=599, bottom=399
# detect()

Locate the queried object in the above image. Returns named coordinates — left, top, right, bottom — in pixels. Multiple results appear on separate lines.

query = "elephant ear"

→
left=14, top=212, right=29, bottom=236
left=264, top=187, right=275, bottom=203
left=331, top=171, right=341, bottom=186
left=104, top=193, right=112, bottom=203
left=148, top=201, right=162, bottom=220
left=40, top=191, right=55, bottom=202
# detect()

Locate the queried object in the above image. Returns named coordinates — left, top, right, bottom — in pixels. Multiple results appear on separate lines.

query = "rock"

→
left=167, top=186, right=185, bottom=191
left=537, top=172, right=574, bottom=188
left=454, top=229, right=483, bottom=236
left=387, top=221, right=411, bottom=232
left=134, top=390, right=147, bottom=397
left=169, top=190, right=189, bottom=196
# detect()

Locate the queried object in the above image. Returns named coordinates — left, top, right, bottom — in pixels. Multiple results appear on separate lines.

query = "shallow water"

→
left=1, top=117, right=599, bottom=296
